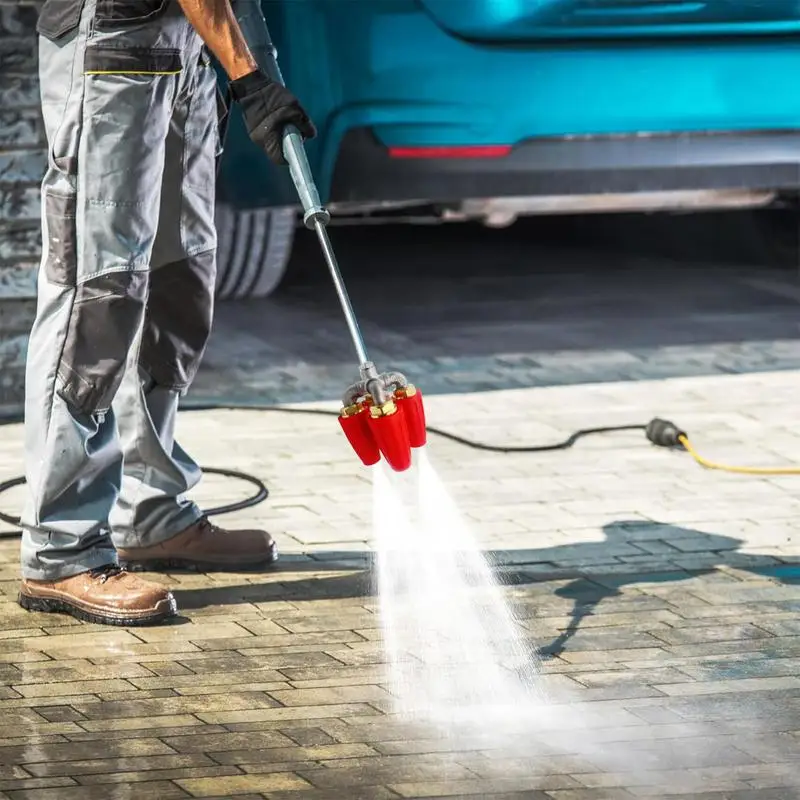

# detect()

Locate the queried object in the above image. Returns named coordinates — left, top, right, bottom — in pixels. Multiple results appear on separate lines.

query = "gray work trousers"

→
left=21, top=0, right=219, bottom=580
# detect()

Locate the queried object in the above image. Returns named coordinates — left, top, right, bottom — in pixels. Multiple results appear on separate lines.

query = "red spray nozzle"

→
left=338, top=366, right=425, bottom=471
left=368, top=401, right=412, bottom=472
left=339, top=404, right=381, bottom=467
left=394, top=385, right=427, bottom=448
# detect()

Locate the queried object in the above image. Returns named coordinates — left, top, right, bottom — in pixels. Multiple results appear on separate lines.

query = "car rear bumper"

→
left=329, top=128, right=800, bottom=205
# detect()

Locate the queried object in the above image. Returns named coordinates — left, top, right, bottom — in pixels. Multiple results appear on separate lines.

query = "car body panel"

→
left=217, top=0, right=800, bottom=210
left=417, top=0, right=800, bottom=40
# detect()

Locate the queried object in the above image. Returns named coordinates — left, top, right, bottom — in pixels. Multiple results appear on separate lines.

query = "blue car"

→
left=214, top=0, right=800, bottom=298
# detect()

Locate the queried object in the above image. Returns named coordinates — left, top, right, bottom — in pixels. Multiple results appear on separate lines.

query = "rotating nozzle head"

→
left=338, top=371, right=427, bottom=472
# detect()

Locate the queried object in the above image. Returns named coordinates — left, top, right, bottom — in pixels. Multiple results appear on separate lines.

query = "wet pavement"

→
left=0, top=218, right=799, bottom=798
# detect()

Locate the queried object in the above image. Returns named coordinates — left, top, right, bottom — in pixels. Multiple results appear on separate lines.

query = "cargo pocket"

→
left=94, top=0, right=170, bottom=31
left=43, top=190, right=78, bottom=288
left=37, top=0, right=83, bottom=41
left=83, top=45, right=182, bottom=75
left=57, top=270, right=149, bottom=415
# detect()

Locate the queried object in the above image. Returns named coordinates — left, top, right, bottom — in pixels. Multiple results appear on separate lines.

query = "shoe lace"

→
left=89, top=565, right=126, bottom=584
left=196, top=517, right=221, bottom=536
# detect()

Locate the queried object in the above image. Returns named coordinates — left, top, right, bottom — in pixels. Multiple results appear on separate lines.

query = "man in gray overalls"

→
left=19, top=0, right=315, bottom=625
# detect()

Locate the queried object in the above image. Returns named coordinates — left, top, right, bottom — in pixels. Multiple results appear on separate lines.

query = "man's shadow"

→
left=537, top=519, right=800, bottom=658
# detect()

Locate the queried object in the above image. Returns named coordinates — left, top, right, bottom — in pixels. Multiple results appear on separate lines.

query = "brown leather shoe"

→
left=116, top=517, right=278, bottom=572
left=19, top=566, right=177, bottom=626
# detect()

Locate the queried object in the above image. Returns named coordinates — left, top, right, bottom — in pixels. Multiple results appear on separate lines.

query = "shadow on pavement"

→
left=172, top=519, right=799, bottom=655
left=538, top=520, right=800, bottom=657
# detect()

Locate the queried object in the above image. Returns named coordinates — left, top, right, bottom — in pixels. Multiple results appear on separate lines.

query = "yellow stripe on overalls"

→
left=84, top=70, right=182, bottom=75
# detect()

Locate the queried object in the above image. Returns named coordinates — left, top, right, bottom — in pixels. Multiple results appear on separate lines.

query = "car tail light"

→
left=387, top=145, right=512, bottom=159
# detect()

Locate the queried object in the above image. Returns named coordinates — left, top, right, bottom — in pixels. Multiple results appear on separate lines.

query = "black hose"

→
left=0, top=404, right=645, bottom=537
left=0, top=465, right=268, bottom=531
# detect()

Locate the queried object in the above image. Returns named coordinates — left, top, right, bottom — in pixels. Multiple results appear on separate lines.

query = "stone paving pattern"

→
left=191, top=221, right=800, bottom=407
left=0, top=365, right=799, bottom=799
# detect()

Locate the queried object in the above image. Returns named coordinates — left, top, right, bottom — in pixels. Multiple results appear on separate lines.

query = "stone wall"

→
left=0, top=2, right=42, bottom=414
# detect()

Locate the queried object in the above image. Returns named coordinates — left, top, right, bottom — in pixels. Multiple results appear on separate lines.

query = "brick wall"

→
left=0, top=2, right=42, bottom=414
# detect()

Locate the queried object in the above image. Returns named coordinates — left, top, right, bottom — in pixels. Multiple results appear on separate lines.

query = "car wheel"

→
left=214, top=204, right=296, bottom=299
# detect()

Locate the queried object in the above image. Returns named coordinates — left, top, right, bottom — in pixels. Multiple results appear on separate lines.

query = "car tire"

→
left=214, top=204, right=296, bottom=299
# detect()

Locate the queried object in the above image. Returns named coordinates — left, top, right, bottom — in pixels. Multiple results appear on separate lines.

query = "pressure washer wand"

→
left=282, top=139, right=370, bottom=367
left=281, top=138, right=428, bottom=472
left=232, top=0, right=427, bottom=471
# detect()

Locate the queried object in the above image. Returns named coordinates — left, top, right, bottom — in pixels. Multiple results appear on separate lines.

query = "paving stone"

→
left=2, top=780, right=189, bottom=799
left=756, top=619, right=800, bottom=637
left=76, top=715, right=210, bottom=733
left=70, top=694, right=279, bottom=720
left=741, top=761, right=800, bottom=789
left=161, top=730, right=295, bottom=753
left=545, top=792, right=638, bottom=799
left=458, top=754, right=602, bottom=778
left=194, top=631, right=366, bottom=651
left=388, top=775, right=582, bottom=796
left=663, top=793, right=799, bottom=800
left=197, top=703, right=383, bottom=725
left=45, top=640, right=202, bottom=662
left=213, top=742, right=379, bottom=766
left=554, top=632, right=670, bottom=652
left=623, top=778, right=754, bottom=796
left=654, top=676, right=800, bottom=696
left=26, top=754, right=216, bottom=778
left=648, top=624, right=775, bottom=646
left=666, top=637, right=800, bottom=660
left=175, top=772, right=311, bottom=795
left=268, top=684, right=395, bottom=707
left=0, top=778, right=76, bottom=794
left=75, top=766, right=242, bottom=786
left=726, top=732, right=800, bottom=761
left=132, top=621, right=255, bottom=643
left=11, top=680, right=136, bottom=699
left=68, top=725, right=226, bottom=743
left=0, top=738, right=176, bottom=766
left=128, top=669, right=285, bottom=691
left=278, top=726, right=338, bottom=747
left=571, top=668, right=690, bottom=689
left=12, top=660, right=152, bottom=685
left=656, top=693, right=800, bottom=723
left=267, top=790, right=399, bottom=800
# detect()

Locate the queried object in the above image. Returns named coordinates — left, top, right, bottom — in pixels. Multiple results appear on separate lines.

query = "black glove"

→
left=229, top=68, right=316, bottom=166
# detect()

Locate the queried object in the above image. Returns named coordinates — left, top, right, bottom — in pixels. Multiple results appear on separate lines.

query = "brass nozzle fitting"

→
left=369, top=399, right=398, bottom=418
left=340, top=403, right=362, bottom=419
left=394, top=384, right=417, bottom=399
